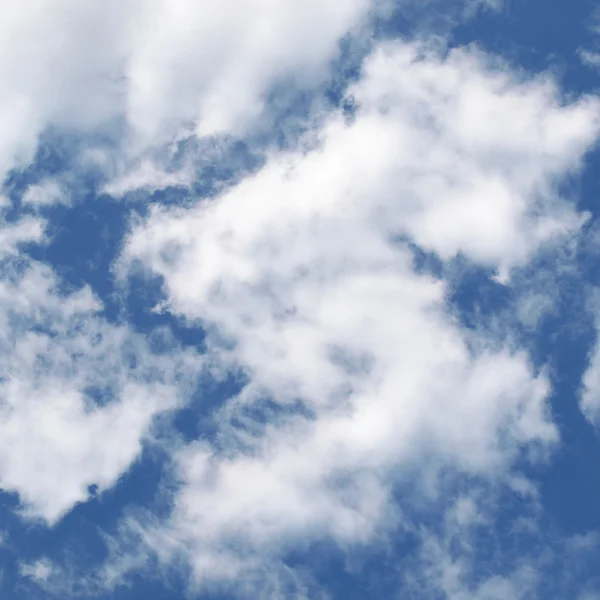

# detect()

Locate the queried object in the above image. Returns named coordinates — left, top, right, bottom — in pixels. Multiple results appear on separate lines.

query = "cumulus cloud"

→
left=2, top=1, right=600, bottom=598
left=111, top=38, right=600, bottom=591
left=0, top=0, right=389, bottom=180
left=0, top=212, right=202, bottom=524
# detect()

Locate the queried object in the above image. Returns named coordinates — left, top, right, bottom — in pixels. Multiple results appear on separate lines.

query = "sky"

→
left=2, top=0, right=600, bottom=599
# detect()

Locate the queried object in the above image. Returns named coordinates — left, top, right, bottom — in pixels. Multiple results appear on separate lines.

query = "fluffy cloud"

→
left=114, top=38, right=600, bottom=590
left=2, top=2, right=599, bottom=598
left=0, top=0, right=388, bottom=180
left=0, top=213, right=202, bottom=524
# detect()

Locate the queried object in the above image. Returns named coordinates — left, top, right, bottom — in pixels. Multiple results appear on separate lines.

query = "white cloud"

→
left=0, top=0, right=388, bottom=180
left=111, top=38, right=600, bottom=590
left=102, top=158, right=192, bottom=198
left=581, top=323, right=600, bottom=427
left=578, top=49, right=600, bottom=69
left=576, top=7, right=600, bottom=70
left=350, top=43, right=597, bottom=274
left=21, top=180, right=68, bottom=206
left=20, top=558, right=55, bottom=583
left=0, top=224, right=44, bottom=265
left=1, top=2, right=598, bottom=598
left=0, top=214, right=203, bottom=524
left=122, top=0, right=381, bottom=142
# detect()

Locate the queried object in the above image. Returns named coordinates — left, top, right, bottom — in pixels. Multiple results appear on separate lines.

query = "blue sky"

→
left=2, top=1, right=600, bottom=599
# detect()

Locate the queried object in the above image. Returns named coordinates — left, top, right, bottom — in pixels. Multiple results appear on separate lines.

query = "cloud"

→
left=21, top=179, right=68, bottom=206
left=0, top=0, right=390, bottom=181
left=108, top=37, right=600, bottom=592
left=20, top=558, right=55, bottom=583
left=102, top=158, right=193, bottom=198
left=576, top=6, right=600, bottom=70
left=0, top=212, right=203, bottom=524
left=578, top=49, right=600, bottom=69
left=1, top=3, right=599, bottom=599
left=580, top=301, right=600, bottom=427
